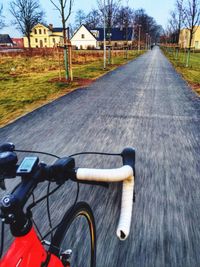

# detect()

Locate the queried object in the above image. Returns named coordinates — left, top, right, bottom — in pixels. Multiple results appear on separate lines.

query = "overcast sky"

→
left=0, top=0, right=175, bottom=37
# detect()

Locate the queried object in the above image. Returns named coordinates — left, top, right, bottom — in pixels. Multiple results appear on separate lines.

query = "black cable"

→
left=32, top=219, right=43, bottom=240
left=29, top=193, right=43, bottom=239
left=0, top=221, right=5, bottom=258
left=46, top=182, right=53, bottom=242
left=11, top=183, right=21, bottom=194
left=26, top=184, right=62, bottom=215
left=14, top=149, right=60, bottom=159
left=41, top=182, right=80, bottom=240
left=73, top=182, right=79, bottom=207
left=69, top=151, right=121, bottom=157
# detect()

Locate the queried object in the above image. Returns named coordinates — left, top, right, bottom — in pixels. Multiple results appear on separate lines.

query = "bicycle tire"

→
left=50, top=202, right=96, bottom=267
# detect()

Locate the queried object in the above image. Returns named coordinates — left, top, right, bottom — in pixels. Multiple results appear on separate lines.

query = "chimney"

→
left=49, top=24, right=53, bottom=31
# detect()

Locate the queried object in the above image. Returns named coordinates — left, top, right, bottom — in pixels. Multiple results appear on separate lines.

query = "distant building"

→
left=71, top=24, right=134, bottom=49
left=179, top=26, right=200, bottom=49
left=0, top=34, right=13, bottom=47
left=23, top=23, right=67, bottom=48
left=12, top=38, right=24, bottom=48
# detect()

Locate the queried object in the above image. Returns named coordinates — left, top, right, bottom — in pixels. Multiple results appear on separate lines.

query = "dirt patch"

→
left=73, top=77, right=94, bottom=87
left=188, top=82, right=200, bottom=95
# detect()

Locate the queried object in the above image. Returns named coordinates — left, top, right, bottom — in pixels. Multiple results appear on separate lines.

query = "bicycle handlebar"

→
left=0, top=144, right=135, bottom=240
left=77, top=166, right=134, bottom=240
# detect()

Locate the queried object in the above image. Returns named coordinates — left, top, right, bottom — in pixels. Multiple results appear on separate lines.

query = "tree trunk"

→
left=189, top=29, right=193, bottom=48
left=62, top=17, right=69, bottom=80
left=27, top=35, right=31, bottom=48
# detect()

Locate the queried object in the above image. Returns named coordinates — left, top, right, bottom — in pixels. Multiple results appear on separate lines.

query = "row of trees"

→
left=74, top=2, right=163, bottom=44
left=0, top=0, right=163, bottom=46
left=0, top=3, right=5, bottom=29
left=165, top=0, right=200, bottom=47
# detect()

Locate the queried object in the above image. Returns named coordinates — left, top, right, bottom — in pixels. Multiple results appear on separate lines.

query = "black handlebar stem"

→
left=0, top=193, right=32, bottom=237
left=0, top=166, right=45, bottom=236
left=0, top=143, right=15, bottom=152
left=45, top=157, right=75, bottom=184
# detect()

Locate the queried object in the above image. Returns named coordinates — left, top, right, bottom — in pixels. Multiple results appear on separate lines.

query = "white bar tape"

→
left=116, top=174, right=134, bottom=240
left=77, top=165, right=134, bottom=240
left=76, top=165, right=133, bottom=182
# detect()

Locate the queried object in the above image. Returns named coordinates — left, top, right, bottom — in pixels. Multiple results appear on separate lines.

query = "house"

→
left=0, top=34, right=13, bottom=47
left=12, top=38, right=24, bottom=48
left=71, top=25, right=97, bottom=49
left=71, top=24, right=134, bottom=49
left=179, top=26, right=200, bottom=49
left=23, top=23, right=66, bottom=48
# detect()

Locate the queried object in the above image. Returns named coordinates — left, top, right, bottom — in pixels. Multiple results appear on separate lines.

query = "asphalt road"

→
left=0, top=46, right=200, bottom=267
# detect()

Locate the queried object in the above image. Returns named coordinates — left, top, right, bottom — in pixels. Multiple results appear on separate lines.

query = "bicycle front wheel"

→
left=50, top=202, right=96, bottom=267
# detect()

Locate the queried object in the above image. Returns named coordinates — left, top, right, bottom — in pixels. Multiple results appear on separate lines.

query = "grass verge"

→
left=0, top=50, right=144, bottom=127
left=161, top=47, right=200, bottom=96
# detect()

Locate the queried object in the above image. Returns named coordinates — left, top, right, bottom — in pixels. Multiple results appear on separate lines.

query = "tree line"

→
left=0, top=0, right=163, bottom=47
left=73, top=1, right=163, bottom=44
left=164, top=0, right=200, bottom=47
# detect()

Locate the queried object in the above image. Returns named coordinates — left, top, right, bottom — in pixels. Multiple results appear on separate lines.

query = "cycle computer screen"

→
left=17, top=157, right=39, bottom=175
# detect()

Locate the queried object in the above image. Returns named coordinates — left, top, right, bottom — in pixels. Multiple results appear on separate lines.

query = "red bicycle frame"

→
left=0, top=226, right=63, bottom=267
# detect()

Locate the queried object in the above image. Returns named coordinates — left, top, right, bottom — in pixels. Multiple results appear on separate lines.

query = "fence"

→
left=160, top=45, right=200, bottom=69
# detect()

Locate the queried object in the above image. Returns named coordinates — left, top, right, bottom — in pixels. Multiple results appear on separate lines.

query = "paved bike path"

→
left=0, top=47, right=200, bottom=267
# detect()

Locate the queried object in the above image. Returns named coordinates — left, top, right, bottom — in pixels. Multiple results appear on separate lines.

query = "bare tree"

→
left=176, top=0, right=184, bottom=37
left=0, top=3, right=5, bottom=29
left=113, top=6, right=134, bottom=28
left=75, top=9, right=86, bottom=28
left=168, top=11, right=180, bottom=43
left=68, top=22, right=75, bottom=38
left=184, top=0, right=200, bottom=47
left=49, top=0, right=74, bottom=79
left=10, top=0, right=44, bottom=48
left=97, top=0, right=121, bottom=41
left=85, top=9, right=101, bottom=28
left=168, top=0, right=184, bottom=43
left=49, top=0, right=73, bottom=44
left=133, top=9, right=161, bottom=44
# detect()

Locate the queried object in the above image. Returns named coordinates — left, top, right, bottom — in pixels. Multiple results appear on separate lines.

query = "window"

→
left=81, top=34, right=85, bottom=39
left=39, top=29, right=42, bottom=34
left=35, top=38, right=38, bottom=43
left=34, top=29, right=37, bottom=34
left=44, top=38, right=47, bottom=43
left=195, top=41, right=199, bottom=49
left=44, top=29, right=46, bottom=34
left=91, top=30, right=99, bottom=38
left=52, top=38, right=56, bottom=43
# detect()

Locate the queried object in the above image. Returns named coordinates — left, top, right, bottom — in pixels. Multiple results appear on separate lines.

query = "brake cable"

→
left=14, top=149, right=60, bottom=159
left=41, top=181, right=80, bottom=241
left=69, top=151, right=121, bottom=157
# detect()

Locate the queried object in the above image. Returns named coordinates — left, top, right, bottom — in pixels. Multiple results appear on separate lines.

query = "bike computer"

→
left=17, top=157, right=39, bottom=175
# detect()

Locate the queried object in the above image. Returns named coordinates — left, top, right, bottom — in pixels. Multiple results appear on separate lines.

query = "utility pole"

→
left=138, top=24, right=141, bottom=52
left=103, top=0, right=106, bottom=69
left=149, top=35, right=151, bottom=49
left=146, top=33, right=148, bottom=50
left=147, top=34, right=150, bottom=49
